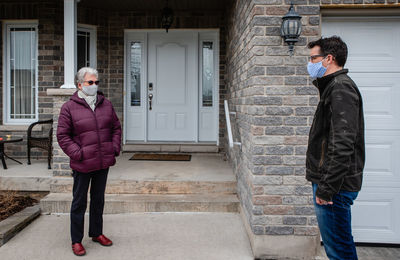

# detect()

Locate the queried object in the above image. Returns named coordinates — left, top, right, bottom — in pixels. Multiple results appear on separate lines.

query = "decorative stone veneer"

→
left=47, top=88, right=76, bottom=176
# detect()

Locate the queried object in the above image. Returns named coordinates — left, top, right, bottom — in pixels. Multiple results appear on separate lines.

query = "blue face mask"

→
left=307, top=59, right=327, bottom=78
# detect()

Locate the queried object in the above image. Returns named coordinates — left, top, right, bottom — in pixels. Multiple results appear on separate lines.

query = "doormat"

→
left=129, top=153, right=192, bottom=161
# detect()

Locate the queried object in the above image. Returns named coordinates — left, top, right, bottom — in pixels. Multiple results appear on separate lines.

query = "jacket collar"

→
left=312, top=69, right=349, bottom=97
left=70, top=90, right=105, bottom=107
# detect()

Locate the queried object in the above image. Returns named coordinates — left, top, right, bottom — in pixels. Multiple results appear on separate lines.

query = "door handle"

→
left=148, top=93, right=153, bottom=110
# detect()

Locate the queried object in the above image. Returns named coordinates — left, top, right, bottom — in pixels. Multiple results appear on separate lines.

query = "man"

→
left=305, top=36, right=365, bottom=260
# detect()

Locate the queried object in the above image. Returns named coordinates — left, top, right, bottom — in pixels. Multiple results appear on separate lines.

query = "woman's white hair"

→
left=75, top=67, right=99, bottom=86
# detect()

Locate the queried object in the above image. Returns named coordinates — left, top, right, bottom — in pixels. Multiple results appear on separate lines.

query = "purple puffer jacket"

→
left=56, top=91, right=121, bottom=173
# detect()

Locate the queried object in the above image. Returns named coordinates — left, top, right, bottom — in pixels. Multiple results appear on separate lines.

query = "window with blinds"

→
left=4, top=23, right=38, bottom=123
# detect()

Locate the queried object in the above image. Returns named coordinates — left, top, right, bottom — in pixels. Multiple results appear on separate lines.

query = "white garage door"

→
left=322, top=16, right=400, bottom=244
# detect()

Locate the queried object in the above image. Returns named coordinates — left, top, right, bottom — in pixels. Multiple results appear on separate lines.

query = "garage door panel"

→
left=352, top=188, right=400, bottom=243
left=322, top=17, right=400, bottom=73
left=364, top=131, right=400, bottom=187
left=350, top=73, right=400, bottom=130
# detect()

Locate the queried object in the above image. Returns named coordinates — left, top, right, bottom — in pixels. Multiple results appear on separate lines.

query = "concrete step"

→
left=50, top=177, right=237, bottom=194
left=40, top=193, right=239, bottom=214
left=0, top=176, right=51, bottom=191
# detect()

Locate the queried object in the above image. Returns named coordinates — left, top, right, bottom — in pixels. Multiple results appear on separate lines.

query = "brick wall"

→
left=225, top=0, right=258, bottom=235
left=225, top=0, right=319, bottom=257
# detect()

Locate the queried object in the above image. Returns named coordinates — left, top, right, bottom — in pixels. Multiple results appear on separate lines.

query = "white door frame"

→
left=123, top=29, right=219, bottom=144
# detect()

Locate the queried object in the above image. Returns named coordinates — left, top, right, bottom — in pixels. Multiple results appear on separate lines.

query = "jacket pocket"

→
left=71, top=148, right=83, bottom=161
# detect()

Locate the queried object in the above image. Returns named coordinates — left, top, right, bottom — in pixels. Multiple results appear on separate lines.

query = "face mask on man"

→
left=82, top=84, right=98, bottom=96
left=307, top=58, right=327, bottom=78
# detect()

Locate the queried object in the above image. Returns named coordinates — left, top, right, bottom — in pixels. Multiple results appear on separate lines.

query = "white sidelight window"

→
left=77, top=25, right=97, bottom=70
left=3, top=22, right=38, bottom=124
left=201, top=41, right=214, bottom=107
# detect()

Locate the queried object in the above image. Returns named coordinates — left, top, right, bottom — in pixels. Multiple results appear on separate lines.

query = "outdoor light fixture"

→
left=161, top=0, right=174, bottom=33
left=280, top=3, right=302, bottom=56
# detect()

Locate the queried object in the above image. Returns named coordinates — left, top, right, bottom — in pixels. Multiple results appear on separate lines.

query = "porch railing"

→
left=224, top=100, right=241, bottom=149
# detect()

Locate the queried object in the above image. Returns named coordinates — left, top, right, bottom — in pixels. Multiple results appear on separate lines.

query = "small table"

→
left=0, top=136, right=23, bottom=169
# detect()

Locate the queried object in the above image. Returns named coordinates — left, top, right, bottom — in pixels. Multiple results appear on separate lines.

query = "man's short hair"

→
left=308, top=36, right=348, bottom=67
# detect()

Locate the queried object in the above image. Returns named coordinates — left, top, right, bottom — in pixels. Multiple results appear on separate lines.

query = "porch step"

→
left=0, top=176, right=51, bottom=191
left=40, top=193, right=239, bottom=214
left=50, top=177, right=236, bottom=194
left=123, top=143, right=219, bottom=153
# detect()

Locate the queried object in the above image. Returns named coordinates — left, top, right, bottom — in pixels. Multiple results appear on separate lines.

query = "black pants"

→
left=70, top=168, right=109, bottom=244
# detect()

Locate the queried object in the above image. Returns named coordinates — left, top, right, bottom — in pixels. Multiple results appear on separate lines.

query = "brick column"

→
left=226, top=0, right=319, bottom=258
left=47, top=88, right=76, bottom=176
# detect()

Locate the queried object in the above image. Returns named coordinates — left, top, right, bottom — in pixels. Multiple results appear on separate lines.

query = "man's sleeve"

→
left=316, top=82, right=360, bottom=201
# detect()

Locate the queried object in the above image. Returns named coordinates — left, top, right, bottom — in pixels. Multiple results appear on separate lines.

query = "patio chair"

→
left=27, top=119, right=53, bottom=169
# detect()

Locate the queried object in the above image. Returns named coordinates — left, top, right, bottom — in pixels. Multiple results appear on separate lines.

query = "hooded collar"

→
left=312, top=69, right=349, bottom=97
left=70, top=90, right=105, bottom=108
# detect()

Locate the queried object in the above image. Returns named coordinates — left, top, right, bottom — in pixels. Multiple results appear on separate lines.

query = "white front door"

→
left=147, top=32, right=197, bottom=141
left=124, top=30, right=219, bottom=143
left=323, top=17, right=400, bottom=244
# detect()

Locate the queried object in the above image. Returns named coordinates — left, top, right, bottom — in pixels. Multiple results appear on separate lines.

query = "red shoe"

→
left=92, top=234, right=113, bottom=246
left=72, top=243, right=86, bottom=256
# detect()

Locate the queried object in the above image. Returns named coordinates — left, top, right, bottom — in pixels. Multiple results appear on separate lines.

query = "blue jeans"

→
left=312, top=183, right=359, bottom=260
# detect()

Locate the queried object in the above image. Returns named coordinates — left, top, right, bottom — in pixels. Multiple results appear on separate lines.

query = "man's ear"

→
left=327, top=54, right=335, bottom=64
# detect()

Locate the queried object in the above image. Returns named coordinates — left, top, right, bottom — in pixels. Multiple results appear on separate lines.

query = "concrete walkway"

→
left=0, top=212, right=254, bottom=260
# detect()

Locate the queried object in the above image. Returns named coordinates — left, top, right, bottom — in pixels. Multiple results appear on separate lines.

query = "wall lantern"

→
left=280, top=3, right=302, bottom=56
left=161, top=0, right=174, bottom=33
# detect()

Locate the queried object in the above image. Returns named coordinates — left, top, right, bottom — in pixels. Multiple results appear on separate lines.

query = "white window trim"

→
left=77, top=24, right=97, bottom=70
left=2, top=20, right=39, bottom=125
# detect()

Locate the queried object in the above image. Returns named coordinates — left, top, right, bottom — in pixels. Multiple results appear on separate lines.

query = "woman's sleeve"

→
left=56, top=103, right=82, bottom=161
left=111, top=106, right=122, bottom=156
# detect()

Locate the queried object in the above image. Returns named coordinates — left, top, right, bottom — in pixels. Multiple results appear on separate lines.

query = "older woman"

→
left=57, top=67, right=121, bottom=256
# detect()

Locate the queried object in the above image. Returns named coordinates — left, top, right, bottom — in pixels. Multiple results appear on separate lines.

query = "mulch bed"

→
left=0, top=192, right=38, bottom=222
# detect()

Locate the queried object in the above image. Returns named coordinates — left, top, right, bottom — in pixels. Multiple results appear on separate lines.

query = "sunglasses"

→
left=309, top=54, right=325, bottom=62
left=84, top=80, right=100, bottom=85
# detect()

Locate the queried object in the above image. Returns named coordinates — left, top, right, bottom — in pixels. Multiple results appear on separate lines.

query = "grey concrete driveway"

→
left=0, top=212, right=254, bottom=260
